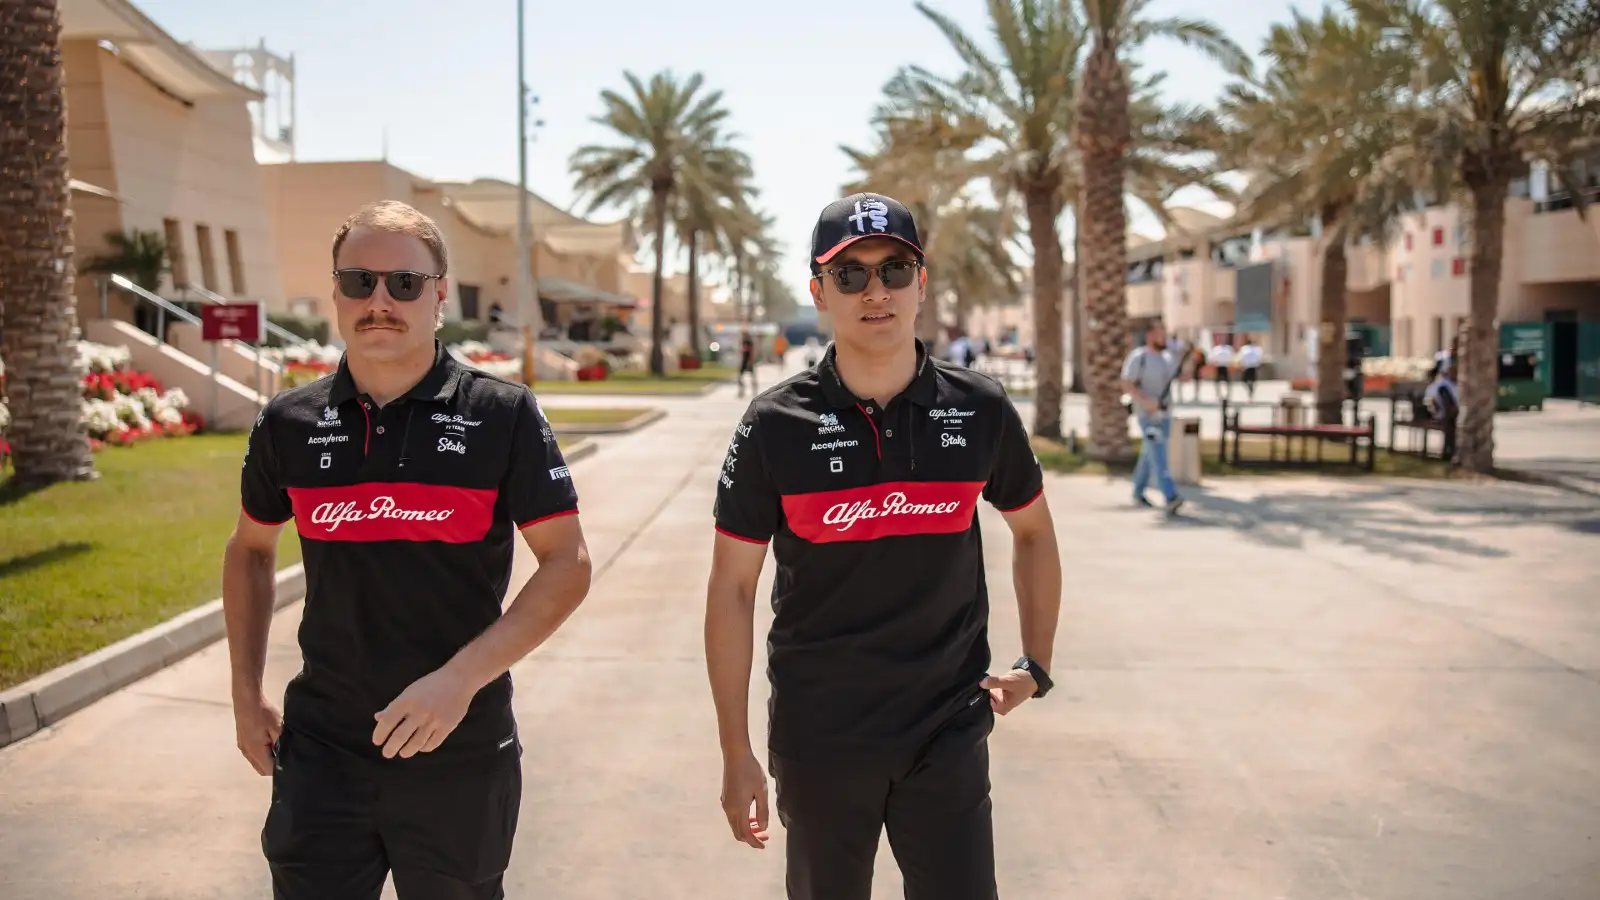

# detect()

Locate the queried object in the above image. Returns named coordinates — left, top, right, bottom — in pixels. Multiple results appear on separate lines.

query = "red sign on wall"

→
left=201, top=303, right=261, bottom=342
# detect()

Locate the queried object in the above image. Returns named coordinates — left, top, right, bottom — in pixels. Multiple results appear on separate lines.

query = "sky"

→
left=140, top=0, right=1312, bottom=301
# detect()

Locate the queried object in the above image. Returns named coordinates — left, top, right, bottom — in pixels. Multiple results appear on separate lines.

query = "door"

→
left=1551, top=321, right=1579, bottom=398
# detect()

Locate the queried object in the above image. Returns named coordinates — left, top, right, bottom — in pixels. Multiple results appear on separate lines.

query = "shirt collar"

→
left=816, top=339, right=938, bottom=410
left=328, top=340, right=464, bottom=407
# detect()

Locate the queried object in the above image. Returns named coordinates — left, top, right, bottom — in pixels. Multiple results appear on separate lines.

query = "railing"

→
left=182, top=284, right=310, bottom=348
left=105, top=274, right=202, bottom=333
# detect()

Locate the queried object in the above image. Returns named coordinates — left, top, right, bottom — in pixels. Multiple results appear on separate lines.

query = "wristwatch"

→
left=1012, top=656, right=1053, bottom=699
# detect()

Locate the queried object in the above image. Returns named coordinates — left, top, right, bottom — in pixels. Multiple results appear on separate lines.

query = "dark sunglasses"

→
left=815, top=259, right=921, bottom=294
left=333, top=268, right=441, bottom=302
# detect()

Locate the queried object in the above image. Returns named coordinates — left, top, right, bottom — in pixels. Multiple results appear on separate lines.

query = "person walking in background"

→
left=705, top=192, right=1062, bottom=900
left=773, top=333, right=790, bottom=373
left=222, top=200, right=593, bottom=899
left=1237, top=337, right=1263, bottom=402
left=738, top=328, right=757, bottom=397
left=803, top=336, right=821, bottom=369
left=1121, top=322, right=1183, bottom=516
left=1207, top=339, right=1234, bottom=403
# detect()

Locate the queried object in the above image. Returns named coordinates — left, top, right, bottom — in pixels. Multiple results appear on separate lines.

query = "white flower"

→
left=82, top=399, right=124, bottom=438
left=154, top=404, right=185, bottom=427
left=135, top=386, right=161, bottom=416
left=76, top=340, right=132, bottom=374
left=0, top=401, right=9, bottom=431
left=113, top=393, right=150, bottom=429
left=160, top=387, right=189, bottom=410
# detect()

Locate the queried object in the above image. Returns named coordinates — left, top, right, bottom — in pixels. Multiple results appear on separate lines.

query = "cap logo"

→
left=849, top=199, right=890, bottom=234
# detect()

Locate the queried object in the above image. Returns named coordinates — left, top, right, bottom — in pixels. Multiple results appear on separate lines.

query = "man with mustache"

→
left=704, top=193, right=1063, bottom=899
left=222, top=200, right=592, bottom=899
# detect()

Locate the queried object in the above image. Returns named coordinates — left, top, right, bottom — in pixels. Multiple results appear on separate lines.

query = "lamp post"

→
left=515, top=0, right=538, bottom=386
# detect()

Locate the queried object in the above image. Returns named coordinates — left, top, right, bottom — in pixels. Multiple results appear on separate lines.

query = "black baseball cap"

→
left=809, top=192, right=924, bottom=274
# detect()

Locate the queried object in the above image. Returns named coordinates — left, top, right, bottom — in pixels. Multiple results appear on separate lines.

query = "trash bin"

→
left=1168, top=416, right=1202, bottom=485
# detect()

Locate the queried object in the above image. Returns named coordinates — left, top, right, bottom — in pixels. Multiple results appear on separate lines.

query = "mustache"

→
left=356, top=315, right=406, bottom=331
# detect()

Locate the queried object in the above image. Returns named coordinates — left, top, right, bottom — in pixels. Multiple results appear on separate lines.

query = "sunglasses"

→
left=815, top=259, right=921, bottom=294
left=333, top=268, right=441, bottom=302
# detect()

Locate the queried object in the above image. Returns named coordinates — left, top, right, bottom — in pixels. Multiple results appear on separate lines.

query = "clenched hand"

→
left=373, top=668, right=474, bottom=759
left=234, top=694, right=283, bottom=775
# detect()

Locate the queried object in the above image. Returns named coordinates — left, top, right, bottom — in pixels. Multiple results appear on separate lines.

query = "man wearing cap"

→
left=704, top=192, right=1063, bottom=899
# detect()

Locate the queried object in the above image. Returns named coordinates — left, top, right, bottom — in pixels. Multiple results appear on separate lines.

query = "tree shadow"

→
left=0, top=478, right=50, bottom=507
left=0, top=542, right=95, bottom=579
left=1169, top=481, right=1600, bottom=564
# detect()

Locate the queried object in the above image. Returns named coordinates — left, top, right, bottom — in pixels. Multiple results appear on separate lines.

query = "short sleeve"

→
left=241, top=404, right=292, bottom=525
left=1120, top=349, right=1142, bottom=383
left=712, top=407, right=781, bottom=544
left=983, top=396, right=1045, bottom=512
left=505, top=389, right=580, bottom=528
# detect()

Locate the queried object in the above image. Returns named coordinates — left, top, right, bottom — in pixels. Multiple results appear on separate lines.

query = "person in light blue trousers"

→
left=1120, top=322, right=1184, bottom=516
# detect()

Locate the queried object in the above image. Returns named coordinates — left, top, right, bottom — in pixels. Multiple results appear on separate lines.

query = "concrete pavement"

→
left=2, top=358, right=1598, bottom=899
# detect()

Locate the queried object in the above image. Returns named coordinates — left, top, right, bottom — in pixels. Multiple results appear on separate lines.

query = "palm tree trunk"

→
left=0, top=0, right=96, bottom=488
left=685, top=228, right=701, bottom=360
left=648, top=185, right=670, bottom=376
left=1025, top=184, right=1066, bottom=440
left=1079, top=41, right=1132, bottom=461
left=1070, top=205, right=1086, bottom=393
left=734, top=251, right=745, bottom=322
left=1314, top=204, right=1349, bottom=425
left=1456, top=172, right=1509, bottom=473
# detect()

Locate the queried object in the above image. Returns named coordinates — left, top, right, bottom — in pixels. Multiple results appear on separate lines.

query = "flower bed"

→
left=450, top=341, right=521, bottom=380
left=261, top=341, right=343, bottom=390
left=77, top=341, right=201, bottom=447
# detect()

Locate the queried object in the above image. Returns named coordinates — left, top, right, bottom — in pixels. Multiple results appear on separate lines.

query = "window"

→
left=1432, top=227, right=1444, bottom=246
left=1452, top=256, right=1466, bottom=276
left=163, top=218, right=187, bottom=288
left=1398, top=318, right=1412, bottom=356
left=1431, top=259, right=1446, bottom=279
left=224, top=229, right=246, bottom=295
left=1432, top=316, right=1445, bottom=354
left=194, top=224, right=218, bottom=292
left=458, top=284, right=481, bottom=320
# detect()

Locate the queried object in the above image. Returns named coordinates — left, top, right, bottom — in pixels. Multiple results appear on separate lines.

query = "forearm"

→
left=705, top=579, right=757, bottom=757
left=1013, top=531, right=1062, bottom=670
left=444, top=555, right=591, bottom=692
left=1122, top=381, right=1151, bottom=407
left=222, top=539, right=278, bottom=701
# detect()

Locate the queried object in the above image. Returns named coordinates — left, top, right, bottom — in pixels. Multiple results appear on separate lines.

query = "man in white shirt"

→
left=1237, top=339, right=1263, bottom=401
left=1207, top=341, right=1234, bottom=403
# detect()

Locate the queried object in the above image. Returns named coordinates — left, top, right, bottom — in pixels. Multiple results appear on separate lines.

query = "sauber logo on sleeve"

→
left=781, top=481, right=985, bottom=543
left=288, top=482, right=498, bottom=543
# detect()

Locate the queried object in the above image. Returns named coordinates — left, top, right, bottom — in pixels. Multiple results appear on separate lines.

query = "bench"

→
left=1388, top=392, right=1455, bottom=460
left=1221, top=400, right=1377, bottom=472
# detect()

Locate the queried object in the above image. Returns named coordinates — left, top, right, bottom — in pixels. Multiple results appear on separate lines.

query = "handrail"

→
left=183, top=284, right=309, bottom=348
left=110, top=274, right=201, bottom=326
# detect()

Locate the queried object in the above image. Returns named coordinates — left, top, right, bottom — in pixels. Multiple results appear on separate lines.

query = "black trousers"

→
left=262, top=728, right=522, bottom=900
left=770, top=701, right=998, bottom=900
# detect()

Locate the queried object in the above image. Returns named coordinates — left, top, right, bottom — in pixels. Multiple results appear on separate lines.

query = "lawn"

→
left=541, top=407, right=653, bottom=426
left=0, top=434, right=302, bottom=690
left=1031, top=435, right=1461, bottom=479
left=533, top=364, right=736, bottom=394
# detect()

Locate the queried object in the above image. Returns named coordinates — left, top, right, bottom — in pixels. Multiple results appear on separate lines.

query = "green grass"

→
left=542, top=407, right=653, bottom=426
left=1032, top=436, right=1460, bottom=479
left=0, top=434, right=302, bottom=690
left=533, top=364, right=736, bottom=394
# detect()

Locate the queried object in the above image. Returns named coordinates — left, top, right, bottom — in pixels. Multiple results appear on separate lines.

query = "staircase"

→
left=83, top=318, right=267, bottom=432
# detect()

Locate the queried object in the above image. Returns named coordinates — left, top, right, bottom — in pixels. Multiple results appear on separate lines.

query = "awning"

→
left=537, top=277, right=636, bottom=307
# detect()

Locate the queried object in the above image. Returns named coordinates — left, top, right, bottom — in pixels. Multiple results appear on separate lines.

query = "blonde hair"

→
left=331, top=200, right=448, bottom=276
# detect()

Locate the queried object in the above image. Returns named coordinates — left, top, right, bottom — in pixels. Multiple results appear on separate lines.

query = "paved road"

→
left=2, top=358, right=1599, bottom=899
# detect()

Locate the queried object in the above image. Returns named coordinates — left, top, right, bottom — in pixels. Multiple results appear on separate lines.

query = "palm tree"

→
left=80, top=229, right=174, bottom=293
left=1350, top=0, right=1600, bottom=472
left=672, top=136, right=754, bottom=361
left=0, top=0, right=96, bottom=489
left=570, top=70, right=733, bottom=375
left=1077, top=0, right=1249, bottom=458
left=1216, top=6, right=1418, bottom=426
left=931, top=200, right=1025, bottom=334
left=908, top=0, right=1086, bottom=438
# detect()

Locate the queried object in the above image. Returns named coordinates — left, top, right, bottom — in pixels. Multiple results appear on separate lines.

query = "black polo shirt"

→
left=714, top=341, right=1043, bottom=763
left=241, top=341, right=577, bottom=767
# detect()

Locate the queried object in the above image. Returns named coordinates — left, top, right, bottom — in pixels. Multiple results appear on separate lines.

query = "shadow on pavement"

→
left=1163, top=481, right=1600, bottom=563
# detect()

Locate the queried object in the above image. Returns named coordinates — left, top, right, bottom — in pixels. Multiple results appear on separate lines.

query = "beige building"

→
left=260, top=165, right=642, bottom=341
left=60, top=0, right=283, bottom=320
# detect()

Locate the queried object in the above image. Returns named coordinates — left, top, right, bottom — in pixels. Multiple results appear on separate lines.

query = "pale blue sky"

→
left=142, top=0, right=1310, bottom=295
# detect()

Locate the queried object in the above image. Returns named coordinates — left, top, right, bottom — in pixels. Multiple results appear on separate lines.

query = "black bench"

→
left=1221, top=401, right=1377, bottom=472
left=1388, top=391, right=1455, bottom=460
